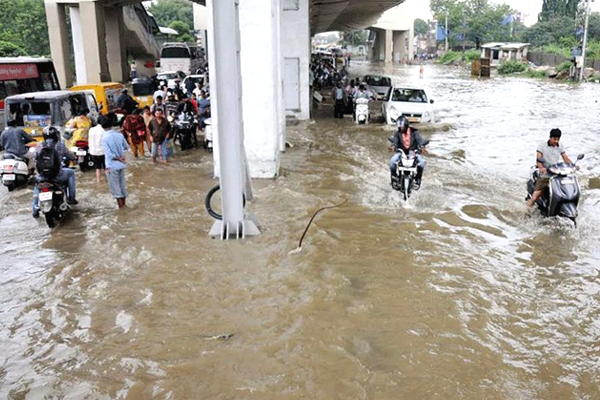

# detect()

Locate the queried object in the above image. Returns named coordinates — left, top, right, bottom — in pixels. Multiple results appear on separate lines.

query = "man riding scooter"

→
left=389, top=116, right=428, bottom=190
left=0, top=119, right=37, bottom=170
left=31, top=126, right=78, bottom=218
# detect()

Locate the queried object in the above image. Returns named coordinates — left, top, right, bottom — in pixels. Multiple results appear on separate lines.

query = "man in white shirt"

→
left=88, top=116, right=107, bottom=183
left=527, top=128, right=574, bottom=207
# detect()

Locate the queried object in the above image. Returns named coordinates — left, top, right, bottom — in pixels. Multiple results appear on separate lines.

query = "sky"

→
left=409, top=0, right=600, bottom=27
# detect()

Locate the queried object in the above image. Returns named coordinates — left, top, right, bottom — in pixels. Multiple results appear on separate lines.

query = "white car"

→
left=180, top=74, right=205, bottom=94
left=382, top=86, right=435, bottom=125
left=157, top=70, right=186, bottom=90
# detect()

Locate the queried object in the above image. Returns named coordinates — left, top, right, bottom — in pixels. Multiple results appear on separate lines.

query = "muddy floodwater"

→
left=1, top=63, right=600, bottom=399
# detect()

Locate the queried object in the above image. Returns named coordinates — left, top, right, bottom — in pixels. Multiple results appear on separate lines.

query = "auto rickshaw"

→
left=4, top=90, right=96, bottom=143
left=70, top=82, right=123, bottom=115
left=132, top=77, right=157, bottom=109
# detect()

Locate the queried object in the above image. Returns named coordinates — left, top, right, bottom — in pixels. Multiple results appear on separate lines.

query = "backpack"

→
left=36, top=142, right=61, bottom=177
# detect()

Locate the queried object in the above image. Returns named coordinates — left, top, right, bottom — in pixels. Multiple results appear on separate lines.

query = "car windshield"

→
left=391, top=89, right=428, bottom=103
left=158, top=73, right=177, bottom=80
left=365, top=76, right=391, bottom=87
left=133, top=83, right=154, bottom=96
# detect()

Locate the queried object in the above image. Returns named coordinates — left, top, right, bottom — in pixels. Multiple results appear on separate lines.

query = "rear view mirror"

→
left=577, top=154, right=584, bottom=160
left=430, top=99, right=434, bottom=104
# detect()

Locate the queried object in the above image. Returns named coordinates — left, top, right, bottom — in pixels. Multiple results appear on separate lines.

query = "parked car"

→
left=157, top=70, right=186, bottom=90
left=363, top=74, right=392, bottom=100
left=382, top=86, right=435, bottom=125
left=180, top=74, right=205, bottom=94
left=131, top=77, right=158, bottom=109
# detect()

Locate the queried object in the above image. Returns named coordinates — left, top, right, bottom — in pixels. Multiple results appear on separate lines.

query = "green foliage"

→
left=0, top=0, right=49, bottom=56
left=147, top=0, right=193, bottom=30
left=541, top=43, right=571, bottom=57
left=524, top=16, right=575, bottom=47
left=430, top=0, right=516, bottom=49
left=524, top=69, right=548, bottom=78
left=539, top=0, right=581, bottom=22
left=438, top=51, right=463, bottom=64
left=586, top=40, right=600, bottom=60
left=0, top=41, right=25, bottom=57
left=498, top=60, right=527, bottom=74
left=414, top=18, right=429, bottom=37
left=340, top=31, right=368, bottom=47
left=464, top=49, right=481, bottom=61
left=556, top=61, right=573, bottom=72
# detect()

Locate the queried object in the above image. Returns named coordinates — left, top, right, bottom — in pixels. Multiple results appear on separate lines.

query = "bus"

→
left=158, top=42, right=205, bottom=75
left=0, top=57, right=60, bottom=130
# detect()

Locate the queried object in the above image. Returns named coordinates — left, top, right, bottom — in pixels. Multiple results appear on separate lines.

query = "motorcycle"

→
left=203, top=118, right=213, bottom=152
left=355, top=98, right=370, bottom=124
left=37, top=179, right=70, bottom=228
left=173, top=112, right=198, bottom=151
left=391, top=140, right=429, bottom=201
left=70, top=140, right=95, bottom=172
left=526, top=154, right=584, bottom=225
left=0, top=151, right=33, bottom=191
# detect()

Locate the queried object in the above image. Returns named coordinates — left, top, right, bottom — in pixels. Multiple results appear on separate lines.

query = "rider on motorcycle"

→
left=31, top=126, right=78, bottom=218
left=0, top=119, right=37, bottom=170
left=526, top=128, right=574, bottom=207
left=389, top=116, right=427, bottom=190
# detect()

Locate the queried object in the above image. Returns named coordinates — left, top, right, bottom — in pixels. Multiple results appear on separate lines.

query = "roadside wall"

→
left=528, top=51, right=600, bottom=70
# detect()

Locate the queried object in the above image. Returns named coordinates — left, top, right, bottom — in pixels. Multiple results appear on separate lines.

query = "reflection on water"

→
left=1, top=62, right=600, bottom=399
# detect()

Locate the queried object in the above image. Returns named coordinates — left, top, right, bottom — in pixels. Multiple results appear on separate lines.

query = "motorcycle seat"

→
left=2, top=153, right=25, bottom=162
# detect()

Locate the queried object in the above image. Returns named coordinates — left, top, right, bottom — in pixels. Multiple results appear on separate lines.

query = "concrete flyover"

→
left=45, top=0, right=160, bottom=87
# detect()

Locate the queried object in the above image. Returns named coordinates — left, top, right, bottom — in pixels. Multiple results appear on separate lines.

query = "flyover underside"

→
left=310, top=0, right=405, bottom=34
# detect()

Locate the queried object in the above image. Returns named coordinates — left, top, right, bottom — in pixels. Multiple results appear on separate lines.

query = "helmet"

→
left=396, top=115, right=409, bottom=133
left=43, top=126, right=60, bottom=142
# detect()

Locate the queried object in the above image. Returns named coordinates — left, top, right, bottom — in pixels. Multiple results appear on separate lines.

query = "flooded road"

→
left=1, top=63, right=600, bottom=399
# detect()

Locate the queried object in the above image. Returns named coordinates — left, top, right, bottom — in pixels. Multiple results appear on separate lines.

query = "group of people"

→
left=331, top=78, right=376, bottom=119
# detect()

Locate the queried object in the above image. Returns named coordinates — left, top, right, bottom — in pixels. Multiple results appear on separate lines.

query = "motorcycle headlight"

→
left=70, top=146, right=78, bottom=153
left=167, top=116, right=174, bottom=123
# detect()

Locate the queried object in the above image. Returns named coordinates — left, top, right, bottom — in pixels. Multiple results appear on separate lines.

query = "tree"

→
left=430, top=0, right=515, bottom=50
left=539, top=0, right=581, bottom=22
left=340, top=31, right=368, bottom=47
left=0, top=0, right=50, bottom=56
left=147, top=0, right=193, bottom=29
left=0, top=41, right=25, bottom=57
left=524, top=15, right=575, bottom=47
left=414, top=18, right=429, bottom=37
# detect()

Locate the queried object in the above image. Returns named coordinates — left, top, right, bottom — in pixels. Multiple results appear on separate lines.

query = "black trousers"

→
left=334, top=100, right=345, bottom=118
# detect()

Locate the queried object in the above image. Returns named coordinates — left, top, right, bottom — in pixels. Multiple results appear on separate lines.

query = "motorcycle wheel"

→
left=7, top=184, right=14, bottom=192
left=403, top=177, right=410, bottom=201
left=44, top=211, right=56, bottom=228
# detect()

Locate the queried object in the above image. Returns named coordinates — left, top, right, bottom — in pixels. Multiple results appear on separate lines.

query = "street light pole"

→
left=580, top=0, right=591, bottom=82
left=445, top=12, right=448, bottom=52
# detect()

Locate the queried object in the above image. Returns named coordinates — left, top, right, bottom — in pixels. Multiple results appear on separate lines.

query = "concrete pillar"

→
left=385, top=29, right=393, bottom=64
left=282, top=0, right=310, bottom=121
left=69, top=7, right=86, bottom=85
left=393, top=31, right=403, bottom=63
left=78, top=1, right=111, bottom=83
left=207, top=0, right=259, bottom=239
left=239, top=0, right=281, bottom=177
left=104, top=6, right=128, bottom=83
left=44, top=1, right=73, bottom=88
left=193, top=3, right=208, bottom=49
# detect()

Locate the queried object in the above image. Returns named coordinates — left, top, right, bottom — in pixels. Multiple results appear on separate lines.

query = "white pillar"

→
left=104, top=6, right=128, bottom=83
left=78, top=1, right=111, bottom=83
left=282, top=0, right=310, bottom=121
left=207, top=0, right=259, bottom=239
left=385, top=29, right=393, bottom=64
left=239, top=0, right=281, bottom=178
left=69, top=7, right=87, bottom=85
left=45, top=0, right=73, bottom=88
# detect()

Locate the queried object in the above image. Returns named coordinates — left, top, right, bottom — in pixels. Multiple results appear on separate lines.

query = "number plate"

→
left=39, top=192, right=53, bottom=201
left=561, top=178, right=575, bottom=185
left=408, top=117, right=420, bottom=123
left=397, top=167, right=417, bottom=173
left=2, top=174, right=15, bottom=181
left=76, top=150, right=87, bottom=156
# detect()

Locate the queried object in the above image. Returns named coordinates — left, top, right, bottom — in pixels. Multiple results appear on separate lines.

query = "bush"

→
left=438, top=51, right=463, bottom=65
left=0, top=41, right=24, bottom=57
left=524, top=69, right=547, bottom=78
left=498, top=60, right=527, bottom=74
left=556, top=61, right=572, bottom=72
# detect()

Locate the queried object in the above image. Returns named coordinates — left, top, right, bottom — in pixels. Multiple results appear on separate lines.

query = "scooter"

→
left=174, top=112, right=198, bottom=151
left=37, top=179, right=70, bottom=228
left=70, top=140, right=95, bottom=172
left=355, top=98, right=370, bottom=124
left=391, top=140, right=429, bottom=201
left=526, top=154, right=584, bottom=225
left=0, top=152, right=33, bottom=191
left=203, top=118, right=213, bottom=152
